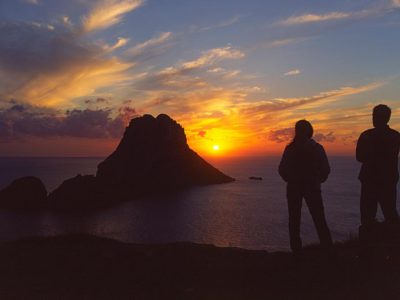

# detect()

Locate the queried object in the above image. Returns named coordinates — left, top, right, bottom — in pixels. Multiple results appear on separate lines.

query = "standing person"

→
left=356, top=104, right=400, bottom=227
left=279, top=120, right=333, bottom=254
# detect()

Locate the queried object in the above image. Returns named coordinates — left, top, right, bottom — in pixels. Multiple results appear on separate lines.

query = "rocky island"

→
left=0, top=114, right=234, bottom=210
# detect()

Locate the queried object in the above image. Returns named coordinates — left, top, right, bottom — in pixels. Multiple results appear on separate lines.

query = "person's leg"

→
left=360, top=182, right=378, bottom=226
left=287, top=184, right=303, bottom=252
left=304, top=187, right=333, bottom=248
left=379, top=183, right=399, bottom=223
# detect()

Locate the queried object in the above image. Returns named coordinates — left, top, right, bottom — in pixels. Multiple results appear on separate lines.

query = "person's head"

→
left=373, top=104, right=391, bottom=128
left=293, top=120, right=313, bottom=142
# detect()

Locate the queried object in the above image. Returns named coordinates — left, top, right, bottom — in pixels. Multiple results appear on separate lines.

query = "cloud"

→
left=117, top=105, right=138, bottom=124
left=393, top=0, right=400, bottom=8
left=82, top=0, right=144, bottom=32
left=84, top=97, right=110, bottom=106
left=280, top=12, right=351, bottom=26
left=278, top=1, right=400, bottom=27
left=269, top=128, right=335, bottom=143
left=126, top=32, right=172, bottom=55
left=194, top=15, right=243, bottom=32
left=207, top=67, right=241, bottom=78
left=0, top=22, right=133, bottom=106
left=284, top=69, right=301, bottom=76
left=314, top=132, right=336, bottom=143
left=132, top=78, right=384, bottom=155
left=104, top=37, right=130, bottom=52
left=25, top=0, right=40, bottom=5
left=181, top=46, right=245, bottom=69
left=198, top=130, right=206, bottom=137
left=135, top=79, right=383, bottom=153
left=207, top=67, right=225, bottom=73
left=124, top=32, right=173, bottom=60
left=61, top=16, right=73, bottom=26
left=266, top=37, right=309, bottom=48
left=238, top=82, right=384, bottom=116
left=268, top=128, right=293, bottom=143
left=134, top=46, right=245, bottom=91
left=0, top=102, right=137, bottom=140
left=264, top=1, right=400, bottom=51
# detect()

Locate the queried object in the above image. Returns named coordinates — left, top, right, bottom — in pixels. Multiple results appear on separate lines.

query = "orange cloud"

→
left=0, top=22, right=133, bottom=107
left=82, top=0, right=144, bottom=33
left=138, top=82, right=385, bottom=157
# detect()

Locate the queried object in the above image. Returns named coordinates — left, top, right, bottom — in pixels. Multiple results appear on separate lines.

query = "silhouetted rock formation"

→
left=97, top=114, right=234, bottom=193
left=48, top=175, right=108, bottom=210
left=0, top=176, right=47, bottom=209
left=46, top=114, right=233, bottom=210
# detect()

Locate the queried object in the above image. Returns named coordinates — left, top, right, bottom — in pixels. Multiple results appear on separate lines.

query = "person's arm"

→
left=317, top=145, right=330, bottom=183
left=278, top=146, right=291, bottom=182
left=396, top=132, right=400, bottom=154
left=356, top=132, right=369, bottom=163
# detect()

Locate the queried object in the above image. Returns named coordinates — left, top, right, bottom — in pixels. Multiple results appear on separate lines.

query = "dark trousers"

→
left=287, top=183, right=333, bottom=252
left=360, top=181, right=399, bottom=226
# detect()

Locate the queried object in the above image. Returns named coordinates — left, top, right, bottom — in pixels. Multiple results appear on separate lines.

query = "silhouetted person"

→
left=356, top=104, right=400, bottom=227
left=279, top=120, right=333, bottom=253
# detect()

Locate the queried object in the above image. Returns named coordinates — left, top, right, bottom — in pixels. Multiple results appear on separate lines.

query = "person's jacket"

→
left=279, top=138, right=330, bottom=185
left=356, top=125, right=400, bottom=183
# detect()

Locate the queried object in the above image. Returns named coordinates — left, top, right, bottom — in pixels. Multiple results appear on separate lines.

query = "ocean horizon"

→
left=0, top=156, right=390, bottom=251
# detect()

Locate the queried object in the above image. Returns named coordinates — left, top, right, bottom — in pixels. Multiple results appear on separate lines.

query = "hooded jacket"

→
left=279, top=138, right=330, bottom=185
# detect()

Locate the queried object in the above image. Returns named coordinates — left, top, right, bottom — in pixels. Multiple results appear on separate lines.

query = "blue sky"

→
left=0, top=0, right=399, bottom=156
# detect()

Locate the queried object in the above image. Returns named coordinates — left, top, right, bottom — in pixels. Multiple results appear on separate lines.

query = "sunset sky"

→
left=0, top=0, right=399, bottom=157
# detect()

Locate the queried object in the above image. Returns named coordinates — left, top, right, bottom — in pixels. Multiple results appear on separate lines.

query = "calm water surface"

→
left=0, top=156, right=387, bottom=251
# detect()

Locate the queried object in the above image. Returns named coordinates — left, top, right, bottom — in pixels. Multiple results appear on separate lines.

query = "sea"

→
left=0, top=156, right=389, bottom=251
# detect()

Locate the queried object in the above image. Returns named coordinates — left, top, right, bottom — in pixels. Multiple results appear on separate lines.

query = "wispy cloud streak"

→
left=82, top=0, right=144, bottom=32
left=278, top=1, right=400, bottom=26
left=280, top=12, right=351, bottom=26
left=283, top=69, right=301, bottom=76
left=134, top=46, right=245, bottom=90
left=238, top=82, right=384, bottom=117
left=125, top=32, right=172, bottom=58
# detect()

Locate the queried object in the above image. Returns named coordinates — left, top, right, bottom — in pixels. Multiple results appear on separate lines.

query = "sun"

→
left=213, top=145, right=220, bottom=151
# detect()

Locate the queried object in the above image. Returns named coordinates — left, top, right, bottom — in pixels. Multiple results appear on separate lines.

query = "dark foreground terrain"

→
left=0, top=234, right=399, bottom=300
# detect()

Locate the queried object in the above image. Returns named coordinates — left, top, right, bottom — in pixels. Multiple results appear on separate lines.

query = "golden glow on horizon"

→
left=213, top=145, right=220, bottom=151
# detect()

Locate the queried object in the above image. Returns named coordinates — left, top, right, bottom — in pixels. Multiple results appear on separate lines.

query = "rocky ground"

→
left=0, top=234, right=399, bottom=299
